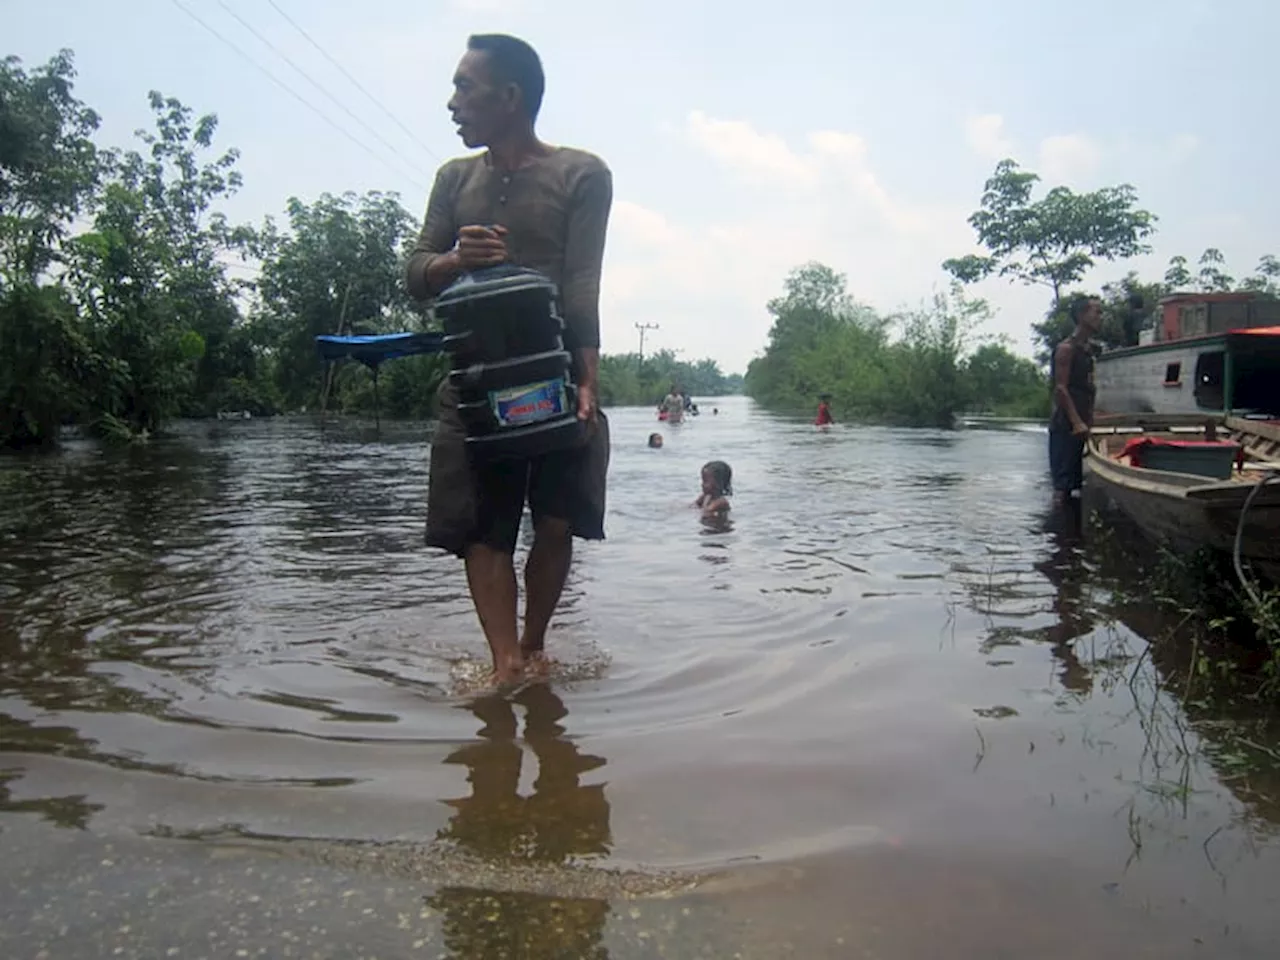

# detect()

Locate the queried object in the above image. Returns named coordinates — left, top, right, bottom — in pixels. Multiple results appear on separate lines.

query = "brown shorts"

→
left=425, top=381, right=610, bottom=556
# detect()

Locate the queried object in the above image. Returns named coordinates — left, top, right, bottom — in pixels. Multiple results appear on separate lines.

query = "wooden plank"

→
left=1092, top=412, right=1222, bottom=429
left=1227, top=416, right=1280, bottom=444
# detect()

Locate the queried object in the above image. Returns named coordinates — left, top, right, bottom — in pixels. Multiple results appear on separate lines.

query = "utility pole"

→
left=635, top=322, right=659, bottom=362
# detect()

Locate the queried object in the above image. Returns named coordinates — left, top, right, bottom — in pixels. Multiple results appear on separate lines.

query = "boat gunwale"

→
left=1086, top=420, right=1280, bottom=506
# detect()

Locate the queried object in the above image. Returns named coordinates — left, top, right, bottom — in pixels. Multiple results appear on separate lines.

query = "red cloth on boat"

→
left=1119, top=436, right=1244, bottom=470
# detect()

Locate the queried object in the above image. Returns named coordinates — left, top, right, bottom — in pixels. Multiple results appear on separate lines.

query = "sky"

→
left=10, top=0, right=1278, bottom=373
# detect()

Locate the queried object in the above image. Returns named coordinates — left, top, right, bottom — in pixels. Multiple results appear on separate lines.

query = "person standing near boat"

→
left=1049, top=295, right=1102, bottom=505
left=406, top=34, right=613, bottom=687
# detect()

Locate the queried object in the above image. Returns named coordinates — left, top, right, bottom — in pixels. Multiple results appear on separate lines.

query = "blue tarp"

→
left=315, top=332, right=445, bottom=368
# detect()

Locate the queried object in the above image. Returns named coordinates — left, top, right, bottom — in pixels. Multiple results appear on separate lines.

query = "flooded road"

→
left=2, top=395, right=1279, bottom=958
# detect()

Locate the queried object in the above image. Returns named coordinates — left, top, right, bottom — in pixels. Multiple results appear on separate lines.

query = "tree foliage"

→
left=0, top=49, right=102, bottom=284
left=597, top=350, right=738, bottom=407
left=744, top=262, right=1029, bottom=427
left=250, top=190, right=424, bottom=412
left=962, top=342, right=1050, bottom=419
left=1030, top=248, right=1278, bottom=365
left=1165, top=248, right=1280, bottom=297
left=1030, top=271, right=1162, bottom=365
left=943, top=159, right=1157, bottom=305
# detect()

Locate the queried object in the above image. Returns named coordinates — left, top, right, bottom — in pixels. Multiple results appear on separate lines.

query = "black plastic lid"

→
left=435, top=265, right=557, bottom=309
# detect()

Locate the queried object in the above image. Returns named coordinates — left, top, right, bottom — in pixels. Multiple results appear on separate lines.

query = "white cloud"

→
left=599, top=111, right=976, bottom=370
left=686, top=110, right=817, bottom=186
left=964, top=113, right=1013, bottom=160
left=1037, top=133, right=1102, bottom=184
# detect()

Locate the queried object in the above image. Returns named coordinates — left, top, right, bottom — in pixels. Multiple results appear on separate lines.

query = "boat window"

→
left=1163, top=362, right=1181, bottom=384
left=1193, top=351, right=1224, bottom=410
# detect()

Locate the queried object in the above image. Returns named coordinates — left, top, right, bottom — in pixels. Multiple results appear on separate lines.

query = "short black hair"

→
left=467, top=34, right=545, bottom=122
left=1068, top=294, right=1101, bottom=325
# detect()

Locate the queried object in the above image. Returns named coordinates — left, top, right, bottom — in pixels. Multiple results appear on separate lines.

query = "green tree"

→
left=65, top=92, right=247, bottom=435
left=597, top=350, right=738, bottom=407
left=1031, top=271, right=1164, bottom=363
left=1165, top=249, right=1279, bottom=298
left=0, top=283, right=99, bottom=447
left=746, top=263, right=1051, bottom=425
left=0, top=51, right=105, bottom=447
left=1241, top=254, right=1280, bottom=297
left=1163, top=254, right=1193, bottom=289
left=961, top=341, right=1050, bottom=418
left=885, top=286, right=988, bottom=428
left=1195, top=247, right=1234, bottom=293
left=250, top=190, right=423, bottom=412
left=0, top=49, right=102, bottom=284
left=745, top=263, right=889, bottom=414
left=943, top=159, right=1157, bottom=306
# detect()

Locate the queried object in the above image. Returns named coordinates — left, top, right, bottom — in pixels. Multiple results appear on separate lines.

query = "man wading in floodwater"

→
left=1049, top=295, right=1102, bottom=506
left=406, top=34, right=613, bottom=687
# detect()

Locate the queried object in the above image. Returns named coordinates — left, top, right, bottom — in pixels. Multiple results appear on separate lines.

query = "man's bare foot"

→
left=522, top=649, right=551, bottom=680
left=487, top=652, right=525, bottom=690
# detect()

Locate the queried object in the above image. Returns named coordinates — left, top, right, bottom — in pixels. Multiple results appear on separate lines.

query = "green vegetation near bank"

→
left=598, top=351, right=741, bottom=407
left=743, top=263, right=1048, bottom=426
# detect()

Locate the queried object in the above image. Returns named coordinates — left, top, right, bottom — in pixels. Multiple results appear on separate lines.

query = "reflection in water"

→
left=0, top=767, right=101, bottom=829
left=429, top=686, right=612, bottom=959
left=1035, top=498, right=1095, bottom=696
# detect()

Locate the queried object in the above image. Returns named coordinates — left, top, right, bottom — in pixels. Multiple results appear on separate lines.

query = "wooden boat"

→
left=1085, top=414, right=1280, bottom=582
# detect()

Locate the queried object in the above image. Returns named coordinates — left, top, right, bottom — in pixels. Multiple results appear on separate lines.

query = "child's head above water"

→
left=701, top=460, right=733, bottom=498
left=648, top=432, right=663, bottom=448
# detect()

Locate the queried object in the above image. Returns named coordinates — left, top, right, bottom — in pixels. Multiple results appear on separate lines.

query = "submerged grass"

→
left=1083, top=502, right=1280, bottom=702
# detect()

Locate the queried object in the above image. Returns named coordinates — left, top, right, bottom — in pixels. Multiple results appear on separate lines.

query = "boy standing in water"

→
left=1049, top=296, right=1101, bottom=506
left=815, top=395, right=834, bottom=426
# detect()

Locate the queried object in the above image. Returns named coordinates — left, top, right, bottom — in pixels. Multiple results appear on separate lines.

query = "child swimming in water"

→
left=648, top=432, right=663, bottom=448
left=695, top=460, right=732, bottom=517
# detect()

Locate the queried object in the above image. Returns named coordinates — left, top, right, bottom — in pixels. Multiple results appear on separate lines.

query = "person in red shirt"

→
left=814, top=394, right=834, bottom=426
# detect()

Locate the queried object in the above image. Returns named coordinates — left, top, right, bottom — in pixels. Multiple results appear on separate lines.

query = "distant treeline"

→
left=598, top=351, right=742, bottom=407
left=744, top=263, right=1049, bottom=428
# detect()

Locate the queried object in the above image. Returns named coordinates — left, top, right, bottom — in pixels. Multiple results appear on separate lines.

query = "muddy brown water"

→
left=2, top=396, right=1279, bottom=958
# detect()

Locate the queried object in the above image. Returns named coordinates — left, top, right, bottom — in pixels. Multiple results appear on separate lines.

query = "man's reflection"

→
left=1035, top=497, right=1095, bottom=695
left=428, top=684, right=612, bottom=959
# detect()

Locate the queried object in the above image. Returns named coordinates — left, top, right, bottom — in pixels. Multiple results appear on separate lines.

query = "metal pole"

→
left=635, top=322, right=659, bottom=362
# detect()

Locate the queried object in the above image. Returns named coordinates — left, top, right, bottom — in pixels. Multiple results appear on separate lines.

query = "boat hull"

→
left=1084, top=425, right=1280, bottom=583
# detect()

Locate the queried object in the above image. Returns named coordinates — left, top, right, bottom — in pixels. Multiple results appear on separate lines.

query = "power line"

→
left=210, top=0, right=435, bottom=181
left=264, top=0, right=442, bottom=164
left=167, top=0, right=430, bottom=193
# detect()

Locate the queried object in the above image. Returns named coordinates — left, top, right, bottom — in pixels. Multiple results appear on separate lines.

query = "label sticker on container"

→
left=490, top=378, right=568, bottom=427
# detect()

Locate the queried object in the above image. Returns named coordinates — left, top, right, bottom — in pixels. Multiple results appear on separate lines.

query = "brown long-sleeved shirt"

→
left=404, top=147, right=612, bottom=352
